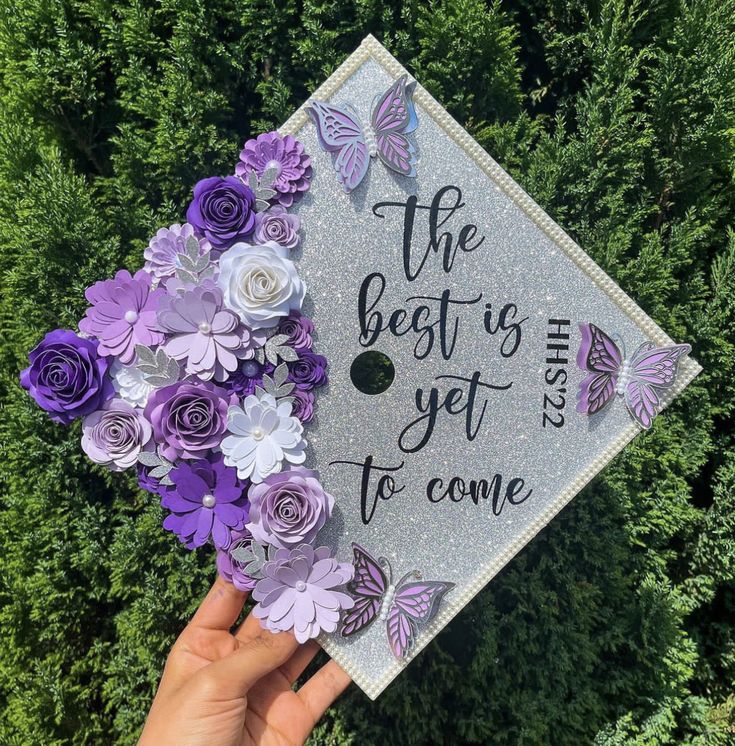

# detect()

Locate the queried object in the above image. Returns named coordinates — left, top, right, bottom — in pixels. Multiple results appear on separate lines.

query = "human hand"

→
left=138, top=577, right=351, bottom=746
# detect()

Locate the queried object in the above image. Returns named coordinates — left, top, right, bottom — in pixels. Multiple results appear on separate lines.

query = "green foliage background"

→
left=1, top=0, right=734, bottom=743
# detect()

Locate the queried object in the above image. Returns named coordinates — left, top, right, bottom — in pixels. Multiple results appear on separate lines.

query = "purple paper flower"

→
left=216, top=527, right=259, bottom=591
left=144, top=380, right=234, bottom=462
left=236, top=132, right=312, bottom=208
left=144, top=223, right=213, bottom=279
left=252, top=207, right=300, bottom=250
left=81, top=398, right=153, bottom=471
left=290, top=389, right=315, bottom=423
left=162, top=454, right=249, bottom=549
left=79, top=269, right=165, bottom=364
left=222, top=359, right=275, bottom=397
left=247, top=467, right=334, bottom=549
left=20, top=329, right=114, bottom=424
left=137, top=463, right=164, bottom=495
left=277, top=312, right=314, bottom=352
left=186, top=176, right=256, bottom=250
left=157, top=285, right=264, bottom=382
left=287, top=351, right=328, bottom=391
left=252, top=544, right=354, bottom=643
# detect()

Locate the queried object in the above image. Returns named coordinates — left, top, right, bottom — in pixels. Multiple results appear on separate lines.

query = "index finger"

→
left=189, top=577, right=249, bottom=631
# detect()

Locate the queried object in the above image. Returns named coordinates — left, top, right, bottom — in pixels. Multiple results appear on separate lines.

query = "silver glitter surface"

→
left=282, top=42, right=700, bottom=699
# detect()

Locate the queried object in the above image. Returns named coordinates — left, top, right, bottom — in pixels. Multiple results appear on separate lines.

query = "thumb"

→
left=196, top=627, right=300, bottom=699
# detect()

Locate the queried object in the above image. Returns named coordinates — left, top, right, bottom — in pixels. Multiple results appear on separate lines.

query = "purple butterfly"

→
left=306, top=74, right=419, bottom=193
left=340, top=543, right=454, bottom=661
left=576, top=322, right=691, bottom=429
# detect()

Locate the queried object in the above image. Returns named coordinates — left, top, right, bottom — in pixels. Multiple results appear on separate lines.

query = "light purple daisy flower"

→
left=144, top=223, right=213, bottom=280
left=252, top=544, right=354, bottom=643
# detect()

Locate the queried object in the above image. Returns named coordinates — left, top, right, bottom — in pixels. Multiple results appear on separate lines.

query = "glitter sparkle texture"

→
left=280, top=36, right=701, bottom=699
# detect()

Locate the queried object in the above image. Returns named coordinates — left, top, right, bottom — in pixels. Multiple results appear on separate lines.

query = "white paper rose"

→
left=216, top=241, right=306, bottom=329
left=110, top=359, right=156, bottom=407
left=221, top=392, right=306, bottom=483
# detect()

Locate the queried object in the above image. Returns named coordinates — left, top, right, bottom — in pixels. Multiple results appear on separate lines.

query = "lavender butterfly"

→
left=340, top=543, right=454, bottom=661
left=576, top=322, right=691, bottom=429
left=306, top=74, right=418, bottom=193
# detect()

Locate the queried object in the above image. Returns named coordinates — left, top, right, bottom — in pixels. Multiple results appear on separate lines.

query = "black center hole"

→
left=350, top=351, right=395, bottom=395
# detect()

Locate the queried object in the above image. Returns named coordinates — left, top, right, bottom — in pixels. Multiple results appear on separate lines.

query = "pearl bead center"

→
left=202, top=494, right=216, bottom=508
left=198, top=321, right=212, bottom=334
left=124, top=310, right=139, bottom=324
left=295, top=581, right=306, bottom=592
left=251, top=426, right=265, bottom=441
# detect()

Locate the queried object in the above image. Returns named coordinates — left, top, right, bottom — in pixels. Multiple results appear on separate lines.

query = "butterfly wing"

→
left=306, top=100, right=370, bottom=193
left=576, top=323, right=623, bottom=415
left=624, top=342, right=691, bottom=429
left=340, top=543, right=388, bottom=637
left=371, top=75, right=419, bottom=177
left=386, top=578, right=455, bottom=660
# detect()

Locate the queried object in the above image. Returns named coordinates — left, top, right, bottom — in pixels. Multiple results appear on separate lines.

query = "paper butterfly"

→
left=340, top=542, right=454, bottom=660
left=576, top=322, right=691, bottom=429
left=306, top=74, right=419, bottom=193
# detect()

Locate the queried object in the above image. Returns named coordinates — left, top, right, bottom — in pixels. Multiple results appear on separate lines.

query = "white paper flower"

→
left=110, top=359, right=156, bottom=407
left=221, top=392, right=306, bottom=483
left=216, top=241, right=305, bottom=329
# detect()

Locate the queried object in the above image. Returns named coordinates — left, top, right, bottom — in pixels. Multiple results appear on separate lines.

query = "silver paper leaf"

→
left=268, top=334, right=290, bottom=347
left=247, top=170, right=259, bottom=193
left=261, top=165, right=279, bottom=189
left=149, top=464, right=172, bottom=479
left=274, top=344, right=298, bottom=362
left=159, top=475, right=174, bottom=486
left=255, top=198, right=270, bottom=213
left=257, top=187, right=277, bottom=201
left=254, top=385, right=267, bottom=398
left=185, top=234, right=200, bottom=257
left=135, top=345, right=156, bottom=365
left=254, top=347, right=265, bottom=364
left=275, top=381, right=295, bottom=397
left=137, top=451, right=162, bottom=467
left=144, top=374, right=176, bottom=387
left=176, top=252, right=197, bottom=272
left=274, top=363, right=289, bottom=387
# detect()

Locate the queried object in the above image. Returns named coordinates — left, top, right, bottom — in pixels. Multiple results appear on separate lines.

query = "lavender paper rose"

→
left=252, top=206, right=300, bottom=249
left=20, top=329, right=114, bottom=424
left=277, top=312, right=314, bottom=352
left=144, top=380, right=234, bottom=461
left=246, top=467, right=334, bottom=549
left=186, top=176, right=256, bottom=250
left=81, top=398, right=153, bottom=471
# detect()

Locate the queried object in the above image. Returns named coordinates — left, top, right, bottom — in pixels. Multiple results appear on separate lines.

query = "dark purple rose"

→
left=20, top=329, right=113, bottom=424
left=290, top=389, right=315, bottom=423
left=186, top=176, right=256, bottom=250
left=216, top=527, right=259, bottom=591
left=144, top=380, right=234, bottom=462
left=287, top=351, right=328, bottom=391
left=222, top=359, right=275, bottom=397
left=236, top=132, right=311, bottom=208
left=246, top=467, right=334, bottom=549
left=163, top=453, right=250, bottom=549
left=277, top=312, right=314, bottom=352
left=252, top=206, right=300, bottom=249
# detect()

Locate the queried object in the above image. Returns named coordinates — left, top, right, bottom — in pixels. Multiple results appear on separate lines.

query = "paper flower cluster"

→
left=20, top=131, right=354, bottom=642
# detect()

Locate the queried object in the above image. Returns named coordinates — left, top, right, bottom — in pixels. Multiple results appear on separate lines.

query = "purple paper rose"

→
left=287, top=351, right=328, bottom=391
left=20, top=329, right=114, bottom=424
left=81, top=398, right=153, bottom=471
left=186, top=176, right=256, bottom=250
left=78, top=269, right=165, bottom=364
left=277, top=312, right=313, bottom=352
left=216, top=527, right=259, bottom=591
left=137, top=463, right=164, bottom=495
left=144, top=380, right=234, bottom=461
left=252, top=206, right=300, bottom=250
left=290, top=389, right=315, bottom=423
left=162, top=454, right=249, bottom=549
left=252, top=544, right=354, bottom=642
left=236, top=132, right=311, bottom=208
left=246, top=467, right=334, bottom=549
